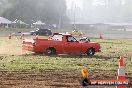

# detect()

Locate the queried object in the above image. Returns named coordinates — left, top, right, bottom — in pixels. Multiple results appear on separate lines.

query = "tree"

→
left=0, top=0, right=10, bottom=15
left=2, top=0, right=69, bottom=24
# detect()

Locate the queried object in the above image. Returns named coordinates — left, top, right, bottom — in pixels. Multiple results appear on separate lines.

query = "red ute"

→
left=22, top=33, right=101, bottom=56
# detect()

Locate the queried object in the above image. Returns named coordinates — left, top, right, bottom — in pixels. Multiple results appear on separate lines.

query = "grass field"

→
left=0, top=36, right=132, bottom=88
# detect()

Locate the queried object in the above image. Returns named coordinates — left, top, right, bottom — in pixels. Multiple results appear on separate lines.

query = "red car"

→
left=22, top=33, right=101, bottom=56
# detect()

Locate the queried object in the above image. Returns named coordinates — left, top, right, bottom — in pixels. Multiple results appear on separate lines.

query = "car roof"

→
left=53, top=33, right=71, bottom=36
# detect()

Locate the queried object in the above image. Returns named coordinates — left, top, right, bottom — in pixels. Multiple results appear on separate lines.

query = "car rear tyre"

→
left=86, top=48, right=95, bottom=56
left=45, top=48, right=56, bottom=55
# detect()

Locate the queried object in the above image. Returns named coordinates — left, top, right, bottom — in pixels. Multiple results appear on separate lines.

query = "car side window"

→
left=52, top=35, right=63, bottom=41
left=67, top=36, right=76, bottom=42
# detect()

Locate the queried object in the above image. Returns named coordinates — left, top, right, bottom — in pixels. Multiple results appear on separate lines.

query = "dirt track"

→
left=0, top=70, right=131, bottom=88
left=0, top=70, right=82, bottom=88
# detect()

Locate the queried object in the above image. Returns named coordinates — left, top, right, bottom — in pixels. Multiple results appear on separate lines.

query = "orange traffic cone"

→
left=81, top=68, right=89, bottom=78
left=117, top=56, right=125, bottom=80
left=20, top=33, right=24, bottom=39
left=100, top=34, right=103, bottom=39
left=9, top=33, right=12, bottom=39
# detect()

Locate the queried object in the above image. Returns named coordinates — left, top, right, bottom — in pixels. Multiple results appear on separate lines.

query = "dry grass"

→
left=0, top=37, right=23, bottom=55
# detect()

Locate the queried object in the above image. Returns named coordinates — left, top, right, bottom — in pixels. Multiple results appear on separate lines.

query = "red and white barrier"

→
left=116, top=56, right=126, bottom=88
left=117, top=56, right=125, bottom=80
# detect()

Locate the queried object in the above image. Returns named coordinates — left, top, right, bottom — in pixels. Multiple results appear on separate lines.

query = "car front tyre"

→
left=86, top=48, right=95, bottom=56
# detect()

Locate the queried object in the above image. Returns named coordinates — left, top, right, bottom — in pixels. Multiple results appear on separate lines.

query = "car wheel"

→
left=86, top=48, right=95, bottom=56
left=45, top=48, right=56, bottom=55
left=33, top=33, right=36, bottom=36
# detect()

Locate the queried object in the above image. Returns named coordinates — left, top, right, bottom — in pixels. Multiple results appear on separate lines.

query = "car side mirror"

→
left=87, top=39, right=90, bottom=42
left=79, top=37, right=90, bottom=42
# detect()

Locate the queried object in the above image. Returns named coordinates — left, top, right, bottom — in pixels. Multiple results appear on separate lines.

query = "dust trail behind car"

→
left=0, top=37, right=31, bottom=55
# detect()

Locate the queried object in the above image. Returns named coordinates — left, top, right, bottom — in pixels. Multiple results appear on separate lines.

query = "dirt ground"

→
left=0, top=32, right=132, bottom=88
left=0, top=70, right=131, bottom=88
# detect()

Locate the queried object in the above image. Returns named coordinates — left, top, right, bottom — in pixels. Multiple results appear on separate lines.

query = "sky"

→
left=66, top=0, right=83, bottom=9
left=66, top=0, right=132, bottom=23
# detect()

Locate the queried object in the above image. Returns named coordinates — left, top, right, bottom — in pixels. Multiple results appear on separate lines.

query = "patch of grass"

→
left=0, top=55, right=131, bottom=73
left=0, top=36, right=132, bottom=77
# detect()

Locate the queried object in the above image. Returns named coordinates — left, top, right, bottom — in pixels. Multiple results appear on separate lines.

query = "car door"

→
left=64, top=36, right=82, bottom=54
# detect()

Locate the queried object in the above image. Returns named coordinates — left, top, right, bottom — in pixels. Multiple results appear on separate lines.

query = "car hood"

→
left=79, top=41, right=95, bottom=43
left=79, top=41, right=100, bottom=45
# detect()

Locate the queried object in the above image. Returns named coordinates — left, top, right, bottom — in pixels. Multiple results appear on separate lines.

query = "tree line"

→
left=0, top=0, right=69, bottom=24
